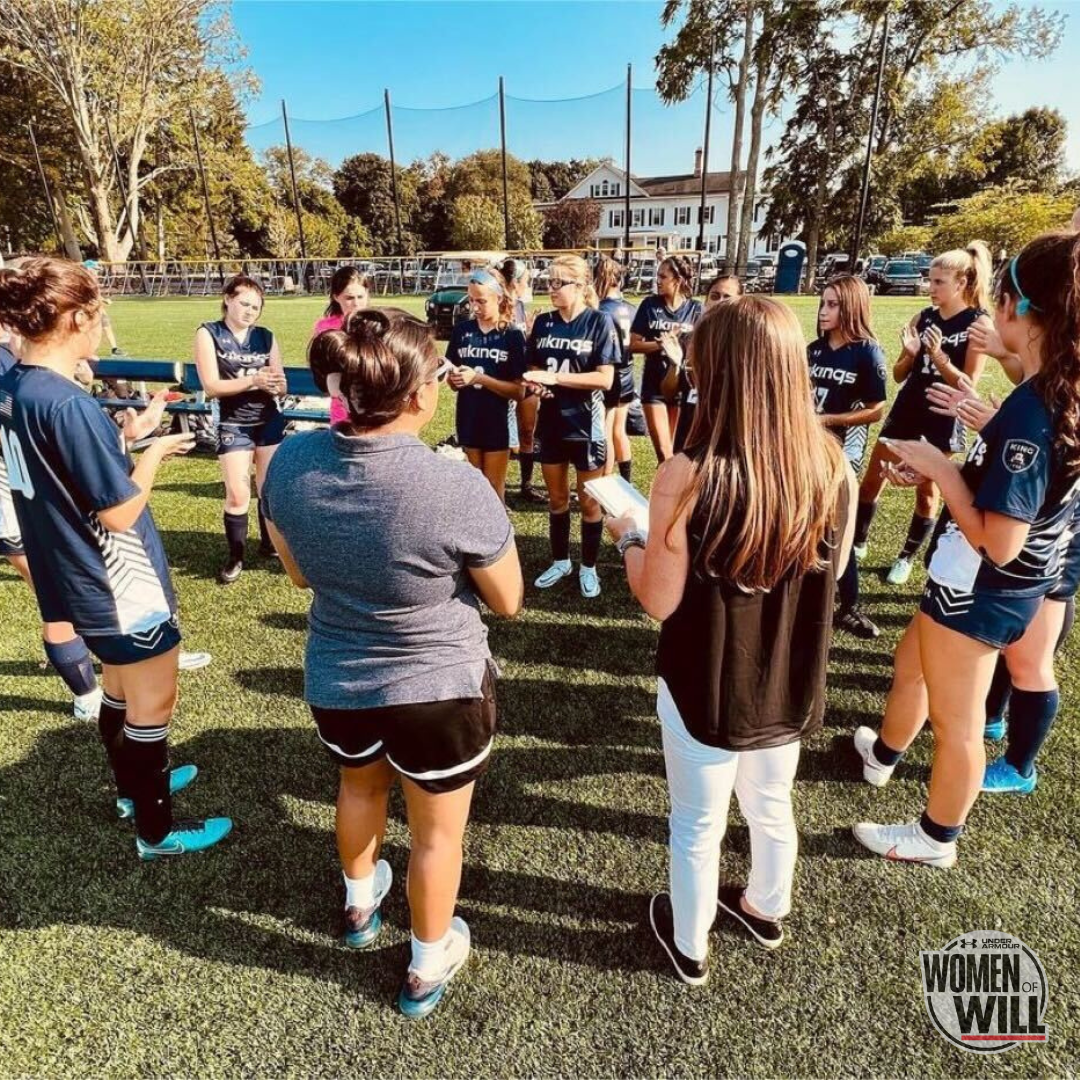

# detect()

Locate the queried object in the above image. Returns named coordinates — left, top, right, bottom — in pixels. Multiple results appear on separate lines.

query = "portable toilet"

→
left=774, top=241, right=807, bottom=294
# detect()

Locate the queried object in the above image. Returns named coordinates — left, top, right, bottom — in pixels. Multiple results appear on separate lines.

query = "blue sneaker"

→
left=982, top=757, right=1037, bottom=795
left=397, top=916, right=471, bottom=1018
left=116, top=764, right=198, bottom=820
left=343, top=860, right=393, bottom=949
left=984, top=716, right=1008, bottom=741
left=136, top=817, right=233, bottom=860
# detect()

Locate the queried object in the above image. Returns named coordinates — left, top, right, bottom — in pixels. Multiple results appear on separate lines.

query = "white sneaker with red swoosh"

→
left=852, top=820, right=957, bottom=869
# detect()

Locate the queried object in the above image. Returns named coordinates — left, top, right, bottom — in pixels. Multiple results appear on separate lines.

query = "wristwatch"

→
left=616, top=530, right=647, bottom=557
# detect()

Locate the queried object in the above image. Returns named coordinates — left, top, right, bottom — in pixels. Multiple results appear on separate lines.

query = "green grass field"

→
left=0, top=295, right=1075, bottom=1077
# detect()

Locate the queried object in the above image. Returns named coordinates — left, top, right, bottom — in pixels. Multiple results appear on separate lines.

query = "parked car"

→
left=424, top=251, right=507, bottom=338
left=914, top=253, right=933, bottom=278
left=862, top=254, right=888, bottom=291
left=878, top=259, right=924, bottom=296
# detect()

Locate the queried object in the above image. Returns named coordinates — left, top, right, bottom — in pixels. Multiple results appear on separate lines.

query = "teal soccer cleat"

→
left=136, top=817, right=233, bottom=860
left=116, top=764, right=198, bottom=820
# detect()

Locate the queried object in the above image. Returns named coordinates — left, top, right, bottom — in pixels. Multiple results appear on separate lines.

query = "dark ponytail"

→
left=659, top=254, right=696, bottom=301
left=308, top=308, right=438, bottom=430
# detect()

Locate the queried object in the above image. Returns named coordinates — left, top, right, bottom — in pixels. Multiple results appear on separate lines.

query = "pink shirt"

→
left=311, top=314, right=348, bottom=424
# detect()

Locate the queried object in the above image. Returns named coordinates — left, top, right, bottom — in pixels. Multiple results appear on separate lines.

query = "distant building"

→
left=536, top=151, right=784, bottom=257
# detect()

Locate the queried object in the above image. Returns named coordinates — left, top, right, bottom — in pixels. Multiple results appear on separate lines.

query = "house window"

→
left=631, top=208, right=644, bottom=228
left=767, top=232, right=780, bottom=253
left=609, top=210, right=625, bottom=229
left=696, top=205, right=715, bottom=225
left=612, top=183, right=620, bottom=197
left=649, top=207, right=665, bottom=227
left=675, top=206, right=691, bottom=226
left=589, top=183, right=599, bottom=198
left=601, top=180, right=610, bottom=197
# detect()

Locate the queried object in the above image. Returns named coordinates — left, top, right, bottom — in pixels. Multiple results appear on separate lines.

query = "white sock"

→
left=410, top=929, right=450, bottom=978
left=343, top=868, right=376, bottom=910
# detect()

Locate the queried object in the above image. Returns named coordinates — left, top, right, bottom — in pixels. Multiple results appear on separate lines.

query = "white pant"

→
left=658, top=678, right=801, bottom=961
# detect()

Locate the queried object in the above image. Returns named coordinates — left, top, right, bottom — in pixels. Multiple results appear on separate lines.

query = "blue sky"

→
left=233, top=0, right=1080, bottom=177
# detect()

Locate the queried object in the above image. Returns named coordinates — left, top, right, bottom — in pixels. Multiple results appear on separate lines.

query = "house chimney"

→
left=694, top=147, right=703, bottom=178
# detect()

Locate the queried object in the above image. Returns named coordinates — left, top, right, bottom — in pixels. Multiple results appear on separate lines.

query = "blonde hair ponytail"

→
left=932, top=240, right=992, bottom=312
left=550, top=254, right=598, bottom=308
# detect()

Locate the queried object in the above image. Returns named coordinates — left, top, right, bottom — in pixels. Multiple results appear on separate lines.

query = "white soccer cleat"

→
left=886, top=557, right=913, bottom=586
left=853, top=726, right=895, bottom=787
left=579, top=565, right=601, bottom=599
left=178, top=651, right=212, bottom=672
left=534, top=560, right=573, bottom=589
left=853, top=542, right=868, bottom=563
left=852, top=819, right=957, bottom=869
left=73, top=687, right=103, bottom=723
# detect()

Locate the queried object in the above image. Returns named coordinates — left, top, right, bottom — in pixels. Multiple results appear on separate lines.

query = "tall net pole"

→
left=27, top=121, right=63, bottom=254
left=624, top=64, right=632, bottom=253
left=384, top=89, right=405, bottom=277
left=499, top=76, right=511, bottom=250
left=850, top=7, right=890, bottom=266
left=189, top=107, right=225, bottom=284
left=697, top=31, right=716, bottom=257
left=281, top=99, right=308, bottom=261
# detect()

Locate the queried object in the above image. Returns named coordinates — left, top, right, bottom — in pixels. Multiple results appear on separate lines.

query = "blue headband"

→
left=1009, top=256, right=1039, bottom=316
left=469, top=270, right=504, bottom=296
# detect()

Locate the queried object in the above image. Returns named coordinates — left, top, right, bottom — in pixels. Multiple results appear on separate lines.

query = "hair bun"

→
left=345, top=308, right=391, bottom=339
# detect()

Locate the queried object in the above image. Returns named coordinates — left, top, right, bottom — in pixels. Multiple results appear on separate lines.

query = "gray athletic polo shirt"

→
left=262, top=430, right=513, bottom=710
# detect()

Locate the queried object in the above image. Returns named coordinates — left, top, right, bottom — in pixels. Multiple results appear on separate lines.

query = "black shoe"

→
left=715, top=885, right=784, bottom=950
left=649, top=892, right=708, bottom=985
left=835, top=606, right=881, bottom=640
left=519, top=485, right=547, bottom=505
left=258, top=541, right=279, bottom=559
left=217, top=558, right=243, bottom=585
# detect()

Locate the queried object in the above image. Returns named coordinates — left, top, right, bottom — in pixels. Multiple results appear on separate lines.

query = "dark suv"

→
left=878, top=259, right=922, bottom=296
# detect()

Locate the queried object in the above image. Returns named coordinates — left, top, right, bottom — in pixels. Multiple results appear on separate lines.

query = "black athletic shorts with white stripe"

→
left=310, top=665, right=496, bottom=794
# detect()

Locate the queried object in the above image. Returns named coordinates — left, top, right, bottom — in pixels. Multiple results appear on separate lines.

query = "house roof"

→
left=638, top=171, right=743, bottom=197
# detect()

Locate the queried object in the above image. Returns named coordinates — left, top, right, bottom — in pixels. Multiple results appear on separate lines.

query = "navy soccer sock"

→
left=1004, top=688, right=1059, bottom=778
left=919, top=811, right=963, bottom=844
left=550, top=511, right=571, bottom=562
left=900, top=514, right=935, bottom=561
left=223, top=511, right=248, bottom=563
left=43, top=636, right=97, bottom=697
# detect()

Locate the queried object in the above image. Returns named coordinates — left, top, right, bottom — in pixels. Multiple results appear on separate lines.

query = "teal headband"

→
left=469, top=269, right=504, bottom=296
left=1009, top=256, right=1039, bottom=316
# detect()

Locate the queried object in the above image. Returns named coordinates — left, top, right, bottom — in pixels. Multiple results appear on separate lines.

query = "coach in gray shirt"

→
left=263, top=309, right=522, bottom=1019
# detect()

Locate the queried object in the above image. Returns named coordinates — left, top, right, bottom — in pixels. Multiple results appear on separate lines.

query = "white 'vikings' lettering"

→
left=534, top=334, right=593, bottom=355
left=810, top=365, right=857, bottom=386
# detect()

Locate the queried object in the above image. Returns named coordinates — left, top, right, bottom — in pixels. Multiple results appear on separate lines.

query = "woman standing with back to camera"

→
left=193, top=274, right=287, bottom=584
left=608, top=296, right=855, bottom=983
left=852, top=243, right=993, bottom=587
left=262, top=309, right=523, bottom=1018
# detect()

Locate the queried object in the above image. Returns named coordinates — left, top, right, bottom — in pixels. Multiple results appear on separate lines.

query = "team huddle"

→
left=0, top=225, right=1078, bottom=1011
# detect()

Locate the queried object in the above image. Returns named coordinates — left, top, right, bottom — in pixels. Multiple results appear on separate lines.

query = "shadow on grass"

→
left=0, top=722, right=663, bottom=996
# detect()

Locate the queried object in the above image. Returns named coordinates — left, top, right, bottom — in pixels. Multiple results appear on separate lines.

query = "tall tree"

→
left=0, top=0, right=254, bottom=261
left=333, top=152, right=419, bottom=255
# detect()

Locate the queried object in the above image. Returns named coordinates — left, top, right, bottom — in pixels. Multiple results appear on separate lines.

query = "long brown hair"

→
left=675, top=296, right=846, bottom=591
left=996, top=230, right=1080, bottom=474
left=593, top=255, right=625, bottom=297
left=325, top=265, right=374, bottom=316
left=819, top=274, right=875, bottom=345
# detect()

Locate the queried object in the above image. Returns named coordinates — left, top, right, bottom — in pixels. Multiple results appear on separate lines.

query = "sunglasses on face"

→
left=548, top=279, right=580, bottom=292
left=432, top=358, right=452, bottom=383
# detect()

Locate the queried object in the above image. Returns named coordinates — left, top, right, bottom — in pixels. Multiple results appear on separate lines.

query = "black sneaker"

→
left=715, top=884, right=784, bottom=950
left=835, top=606, right=881, bottom=640
left=649, top=892, right=708, bottom=985
left=519, top=484, right=547, bottom=505
left=217, top=558, right=243, bottom=585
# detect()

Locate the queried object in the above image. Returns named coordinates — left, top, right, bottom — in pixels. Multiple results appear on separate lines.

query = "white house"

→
left=538, top=152, right=783, bottom=258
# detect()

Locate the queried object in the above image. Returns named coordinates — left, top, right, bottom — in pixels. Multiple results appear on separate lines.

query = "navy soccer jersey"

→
left=201, top=320, right=278, bottom=426
left=0, top=343, right=18, bottom=546
left=599, top=297, right=634, bottom=372
left=807, top=336, right=888, bottom=469
left=631, top=294, right=702, bottom=402
left=447, top=320, right=527, bottom=450
left=528, top=308, right=619, bottom=443
left=0, top=364, right=175, bottom=634
left=926, top=378, right=1080, bottom=597
left=885, top=306, right=985, bottom=451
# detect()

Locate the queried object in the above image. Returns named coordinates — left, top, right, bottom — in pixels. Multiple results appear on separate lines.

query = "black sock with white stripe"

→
left=97, top=694, right=128, bottom=798
left=224, top=511, right=248, bottom=563
left=122, top=723, right=173, bottom=844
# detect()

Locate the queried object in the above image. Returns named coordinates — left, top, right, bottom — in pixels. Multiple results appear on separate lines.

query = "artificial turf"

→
left=0, top=295, right=1075, bottom=1077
